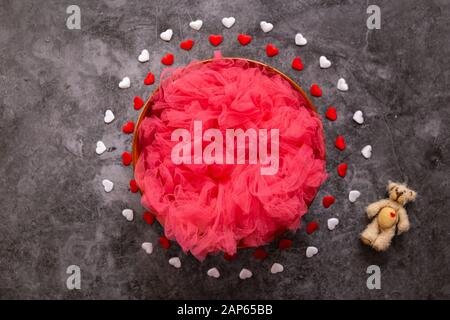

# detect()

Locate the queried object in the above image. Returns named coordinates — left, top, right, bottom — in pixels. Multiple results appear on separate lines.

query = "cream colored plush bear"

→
left=360, top=182, right=417, bottom=251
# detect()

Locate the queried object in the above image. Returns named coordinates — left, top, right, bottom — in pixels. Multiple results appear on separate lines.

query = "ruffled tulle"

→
left=135, top=57, right=327, bottom=260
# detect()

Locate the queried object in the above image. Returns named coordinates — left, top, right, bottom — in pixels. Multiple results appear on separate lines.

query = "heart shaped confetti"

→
left=121, top=151, right=132, bottom=166
left=122, top=121, right=135, bottom=134
left=295, top=33, right=307, bottom=46
left=96, top=141, right=107, bottom=155
left=260, top=21, right=273, bottom=33
left=306, top=246, right=318, bottom=258
left=310, top=84, right=322, bottom=97
left=306, top=221, right=319, bottom=235
left=209, top=34, right=223, bottom=46
left=104, top=109, right=115, bottom=123
left=159, top=236, right=171, bottom=249
left=353, top=110, right=364, bottom=124
left=143, top=72, right=155, bottom=86
left=325, top=107, right=337, bottom=121
left=161, top=53, right=174, bottom=65
left=349, top=190, right=361, bottom=203
left=319, top=56, right=331, bottom=68
left=222, top=17, right=236, bottom=28
left=129, top=179, right=139, bottom=193
left=337, top=78, right=349, bottom=91
left=239, top=268, right=253, bottom=280
left=361, top=145, right=372, bottom=159
left=102, top=179, right=114, bottom=193
left=180, top=39, right=194, bottom=51
left=143, top=211, right=154, bottom=225
left=278, top=239, right=293, bottom=250
left=337, top=163, right=348, bottom=177
left=169, top=257, right=181, bottom=268
left=322, top=195, right=335, bottom=208
left=327, top=218, right=339, bottom=230
left=292, top=56, right=303, bottom=71
left=335, top=135, right=346, bottom=151
left=266, top=43, right=279, bottom=57
left=237, top=34, right=252, bottom=46
left=253, top=248, right=268, bottom=260
left=160, top=29, right=173, bottom=41
left=138, top=49, right=149, bottom=63
left=141, top=242, right=153, bottom=254
left=207, top=267, right=220, bottom=278
left=271, top=263, right=284, bottom=274
left=118, top=77, right=130, bottom=89
left=189, top=19, right=203, bottom=31
left=122, top=208, right=133, bottom=221
left=134, top=96, right=144, bottom=110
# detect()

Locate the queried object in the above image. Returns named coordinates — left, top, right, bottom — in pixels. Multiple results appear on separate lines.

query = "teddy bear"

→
left=360, top=181, right=417, bottom=251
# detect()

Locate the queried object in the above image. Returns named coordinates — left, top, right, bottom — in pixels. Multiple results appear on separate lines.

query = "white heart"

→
left=295, top=33, right=307, bottom=46
left=104, top=109, right=115, bottom=124
left=102, top=179, right=114, bottom=193
left=96, top=141, right=107, bottom=155
left=141, top=242, right=153, bottom=254
left=306, top=246, right=318, bottom=258
left=189, top=19, right=203, bottom=31
left=239, top=268, right=253, bottom=280
left=353, top=110, right=364, bottom=124
left=327, top=218, right=340, bottom=230
left=349, top=190, right=361, bottom=203
left=260, top=21, right=273, bottom=33
left=118, top=77, right=130, bottom=89
left=207, top=267, right=220, bottom=278
left=337, top=78, right=349, bottom=91
left=138, top=49, right=149, bottom=63
left=122, top=209, right=134, bottom=221
left=361, top=145, right=372, bottom=159
left=169, top=257, right=181, bottom=268
left=270, top=263, right=284, bottom=274
left=221, top=17, right=235, bottom=28
left=160, top=29, right=173, bottom=41
left=319, top=56, right=331, bottom=69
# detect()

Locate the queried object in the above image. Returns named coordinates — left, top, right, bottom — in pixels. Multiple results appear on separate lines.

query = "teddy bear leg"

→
left=360, top=219, right=379, bottom=246
left=372, top=227, right=396, bottom=252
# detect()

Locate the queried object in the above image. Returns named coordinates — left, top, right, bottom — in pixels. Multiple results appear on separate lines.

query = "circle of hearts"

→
left=101, top=18, right=367, bottom=280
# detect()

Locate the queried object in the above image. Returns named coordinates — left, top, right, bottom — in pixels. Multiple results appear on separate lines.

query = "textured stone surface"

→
left=1, top=0, right=450, bottom=299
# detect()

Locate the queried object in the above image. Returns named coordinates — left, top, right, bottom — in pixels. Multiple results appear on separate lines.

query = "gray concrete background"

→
left=0, top=0, right=449, bottom=299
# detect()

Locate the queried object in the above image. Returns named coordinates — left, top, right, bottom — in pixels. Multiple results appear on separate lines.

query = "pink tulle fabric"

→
left=135, top=57, right=327, bottom=260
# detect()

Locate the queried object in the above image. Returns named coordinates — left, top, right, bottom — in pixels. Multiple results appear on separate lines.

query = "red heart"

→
left=121, top=151, right=132, bottom=166
left=122, top=121, right=135, bottom=134
left=134, top=96, right=144, bottom=110
left=224, top=252, right=237, bottom=261
left=325, top=107, right=337, bottom=121
left=129, top=179, right=139, bottom=193
left=278, top=239, right=293, bottom=250
left=310, top=84, right=322, bottom=97
left=143, top=72, right=154, bottom=86
left=209, top=34, right=223, bottom=46
left=266, top=43, right=279, bottom=57
left=253, top=248, right=268, bottom=260
left=322, top=195, right=335, bottom=208
left=335, top=135, right=346, bottom=151
left=390, top=211, right=396, bottom=218
left=337, top=163, right=348, bottom=177
left=292, top=56, right=303, bottom=71
left=237, top=34, right=252, bottom=46
left=161, top=53, right=174, bottom=65
left=180, top=39, right=194, bottom=51
left=159, top=236, right=171, bottom=249
left=306, top=221, right=319, bottom=235
left=143, top=211, right=154, bottom=225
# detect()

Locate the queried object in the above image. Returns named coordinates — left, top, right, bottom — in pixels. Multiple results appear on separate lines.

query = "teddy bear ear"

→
left=410, top=190, right=417, bottom=201
left=387, top=181, right=396, bottom=191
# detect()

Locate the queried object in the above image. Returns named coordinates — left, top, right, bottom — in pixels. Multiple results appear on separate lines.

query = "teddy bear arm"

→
left=396, top=207, right=410, bottom=235
left=366, top=199, right=390, bottom=219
